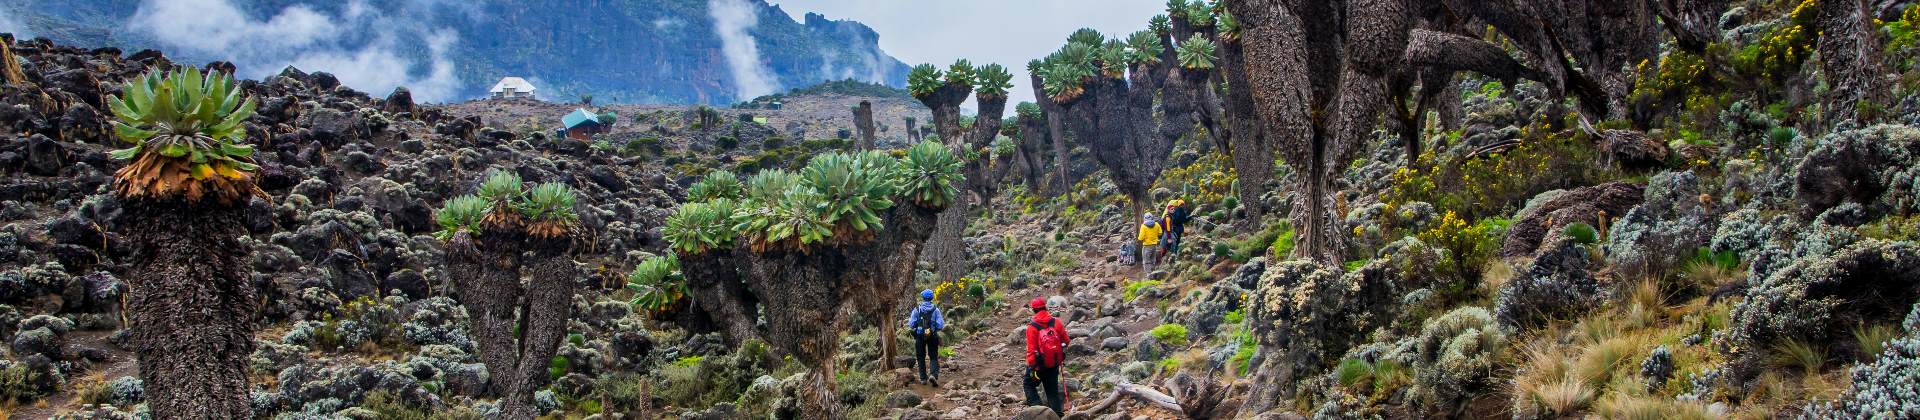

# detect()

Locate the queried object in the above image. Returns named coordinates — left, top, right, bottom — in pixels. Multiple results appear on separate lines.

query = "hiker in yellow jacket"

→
left=1138, top=212, right=1165, bottom=272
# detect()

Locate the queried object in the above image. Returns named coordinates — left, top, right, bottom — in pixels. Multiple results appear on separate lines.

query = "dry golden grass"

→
left=1514, top=371, right=1596, bottom=418
left=1594, top=394, right=1714, bottom=420
left=1481, top=260, right=1517, bottom=297
left=69, top=372, right=109, bottom=406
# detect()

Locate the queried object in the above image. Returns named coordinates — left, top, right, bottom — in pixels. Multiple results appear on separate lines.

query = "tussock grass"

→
left=1767, top=339, right=1826, bottom=374
left=1852, top=323, right=1899, bottom=361
left=1595, top=394, right=1714, bottom=420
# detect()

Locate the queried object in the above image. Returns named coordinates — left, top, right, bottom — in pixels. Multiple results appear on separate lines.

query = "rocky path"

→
left=899, top=215, right=1183, bottom=419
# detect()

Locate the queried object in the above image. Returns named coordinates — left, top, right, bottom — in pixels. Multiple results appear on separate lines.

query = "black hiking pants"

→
left=1023, top=365, right=1063, bottom=415
left=1166, top=227, right=1183, bottom=255
left=914, top=331, right=940, bottom=382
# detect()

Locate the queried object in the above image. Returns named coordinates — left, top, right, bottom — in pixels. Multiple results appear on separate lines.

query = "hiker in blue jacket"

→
left=906, top=289, right=946, bottom=386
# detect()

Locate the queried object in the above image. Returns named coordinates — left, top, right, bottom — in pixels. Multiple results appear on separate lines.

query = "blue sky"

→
left=773, top=0, right=1165, bottom=106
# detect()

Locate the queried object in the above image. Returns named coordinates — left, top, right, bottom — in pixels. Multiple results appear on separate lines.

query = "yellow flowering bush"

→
left=1733, top=0, right=1818, bottom=83
left=1416, top=211, right=1504, bottom=297
left=1153, top=152, right=1236, bottom=206
left=932, top=276, right=995, bottom=307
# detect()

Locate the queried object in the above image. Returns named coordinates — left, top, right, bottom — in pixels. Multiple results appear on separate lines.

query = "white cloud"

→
left=0, top=6, right=33, bottom=39
left=127, top=0, right=465, bottom=102
left=709, top=0, right=780, bottom=100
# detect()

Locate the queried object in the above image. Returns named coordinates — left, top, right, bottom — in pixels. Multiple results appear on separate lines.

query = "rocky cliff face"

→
left=7, top=0, right=909, bottom=104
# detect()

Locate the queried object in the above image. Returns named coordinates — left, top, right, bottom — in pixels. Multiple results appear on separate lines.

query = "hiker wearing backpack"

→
left=1137, top=212, right=1165, bottom=272
left=1163, top=199, right=1191, bottom=259
left=906, top=289, right=946, bottom=386
left=1023, top=297, right=1070, bottom=415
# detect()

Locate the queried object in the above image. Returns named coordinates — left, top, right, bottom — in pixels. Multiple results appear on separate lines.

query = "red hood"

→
left=1031, top=310, right=1055, bottom=324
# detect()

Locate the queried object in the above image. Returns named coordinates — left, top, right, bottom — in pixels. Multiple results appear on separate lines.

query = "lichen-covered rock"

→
left=1495, top=237, right=1605, bottom=329
left=1231, top=257, right=1268, bottom=290
left=1606, top=171, right=1716, bottom=278
left=1726, top=240, right=1920, bottom=383
left=0, top=261, right=71, bottom=304
left=1793, top=124, right=1920, bottom=219
left=1173, top=281, right=1245, bottom=337
left=59, top=271, right=124, bottom=315
left=10, top=326, right=62, bottom=359
left=1502, top=182, right=1644, bottom=259
left=1243, top=260, right=1402, bottom=410
left=1599, top=129, right=1670, bottom=170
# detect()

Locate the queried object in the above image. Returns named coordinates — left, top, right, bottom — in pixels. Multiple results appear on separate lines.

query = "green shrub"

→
left=899, top=141, right=964, bottom=208
left=1230, top=331, right=1256, bottom=375
left=1151, top=323, right=1190, bottom=346
left=663, top=199, right=738, bottom=254
left=1563, top=222, right=1599, bottom=245
left=1335, top=358, right=1410, bottom=396
left=674, top=355, right=705, bottom=367
left=1124, top=280, right=1164, bottom=301
left=1686, top=246, right=1739, bottom=271
left=1269, top=228, right=1297, bottom=259
left=548, top=355, right=570, bottom=380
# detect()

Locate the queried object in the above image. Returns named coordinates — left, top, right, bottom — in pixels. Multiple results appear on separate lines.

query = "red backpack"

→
left=1029, top=318, right=1066, bottom=368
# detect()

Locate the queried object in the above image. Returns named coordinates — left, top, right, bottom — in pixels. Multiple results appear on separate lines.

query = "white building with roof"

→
left=489, top=77, right=537, bottom=99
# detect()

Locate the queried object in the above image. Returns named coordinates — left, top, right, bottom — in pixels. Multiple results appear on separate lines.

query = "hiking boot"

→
left=930, top=377, right=940, bottom=388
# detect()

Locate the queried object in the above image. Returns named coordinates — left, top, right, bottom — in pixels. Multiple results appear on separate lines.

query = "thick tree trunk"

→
left=1017, top=114, right=1050, bottom=189
left=1219, top=37, right=1274, bottom=220
left=923, top=85, right=970, bottom=142
left=918, top=83, right=975, bottom=284
left=744, top=248, right=850, bottom=419
left=854, top=101, right=877, bottom=150
left=447, top=233, right=525, bottom=396
left=501, top=244, right=578, bottom=420
left=846, top=204, right=941, bottom=371
left=1229, top=0, right=1323, bottom=261
left=1817, top=0, right=1893, bottom=123
left=123, top=199, right=256, bottom=419
left=1032, top=74, right=1074, bottom=194
left=682, top=249, right=761, bottom=346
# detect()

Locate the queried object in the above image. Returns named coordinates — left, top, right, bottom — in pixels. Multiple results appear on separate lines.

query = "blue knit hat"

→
left=921, top=289, right=935, bottom=300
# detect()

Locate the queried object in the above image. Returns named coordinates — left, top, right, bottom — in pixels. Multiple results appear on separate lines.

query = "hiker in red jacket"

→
left=1023, top=297, right=1069, bottom=415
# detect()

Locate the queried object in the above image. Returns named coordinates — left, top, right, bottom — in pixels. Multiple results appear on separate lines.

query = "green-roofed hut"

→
left=561, top=108, right=610, bottom=140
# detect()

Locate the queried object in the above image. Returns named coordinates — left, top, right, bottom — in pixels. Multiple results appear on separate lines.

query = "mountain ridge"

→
left=3, top=0, right=910, bottom=104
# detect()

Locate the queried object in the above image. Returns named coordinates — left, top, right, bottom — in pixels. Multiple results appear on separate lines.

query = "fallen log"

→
left=1062, top=382, right=1184, bottom=419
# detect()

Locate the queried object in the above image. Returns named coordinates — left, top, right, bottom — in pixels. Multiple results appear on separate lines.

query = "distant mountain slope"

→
left=4, top=0, right=909, bottom=104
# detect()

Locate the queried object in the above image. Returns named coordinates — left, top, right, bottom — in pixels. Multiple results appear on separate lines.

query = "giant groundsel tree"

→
left=108, top=66, right=263, bottom=419
left=661, top=141, right=962, bottom=418
left=434, top=171, right=587, bottom=419
left=909, top=59, right=1014, bottom=284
